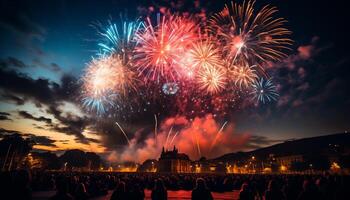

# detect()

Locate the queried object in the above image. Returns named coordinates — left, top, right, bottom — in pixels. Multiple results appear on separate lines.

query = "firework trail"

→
left=154, top=114, right=158, bottom=144
left=251, top=78, right=279, bottom=103
left=194, top=131, right=202, bottom=158
left=165, top=126, right=173, bottom=148
left=115, top=121, right=131, bottom=146
left=210, top=121, right=228, bottom=152
left=169, top=131, right=179, bottom=146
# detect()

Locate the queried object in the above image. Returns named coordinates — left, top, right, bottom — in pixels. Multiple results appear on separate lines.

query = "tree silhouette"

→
left=0, top=134, right=33, bottom=171
left=60, top=149, right=88, bottom=169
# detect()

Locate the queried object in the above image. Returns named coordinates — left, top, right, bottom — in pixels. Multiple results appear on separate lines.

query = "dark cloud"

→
left=0, top=112, right=10, bottom=116
left=29, top=135, right=57, bottom=147
left=0, top=57, right=26, bottom=69
left=0, top=112, right=11, bottom=121
left=0, top=60, right=95, bottom=144
left=0, top=93, right=25, bottom=105
left=31, top=58, right=62, bottom=72
left=270, top=37, right=350, bottom=116
left=0, top=7, right=46, bottom=40
left=0, top=128, right=56, bottom=147
left=46, top=105, right=92, bottom=144
left=0, top=68, right=58, bottom=105
left=50, top=63, right=61, bottom=72
left=18, top=110, right=52, bottom=124
left=244, top=135, right=283, bottom=150
left=0, top=64, right=79, bottom=106
left=0, top=128, right=20, bottom=137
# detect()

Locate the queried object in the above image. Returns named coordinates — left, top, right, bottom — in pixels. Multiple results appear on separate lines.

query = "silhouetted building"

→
left=158, top=146, right=191, bottom=173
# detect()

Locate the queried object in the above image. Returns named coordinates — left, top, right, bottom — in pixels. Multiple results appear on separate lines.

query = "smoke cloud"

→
left=107, top=114, right=254, bottom=163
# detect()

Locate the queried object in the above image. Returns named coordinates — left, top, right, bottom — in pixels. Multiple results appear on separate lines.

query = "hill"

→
left=213, top=132, right=350, bottom=162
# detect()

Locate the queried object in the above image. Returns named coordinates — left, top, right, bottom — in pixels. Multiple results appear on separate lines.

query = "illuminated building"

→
left=158, top=146, right=191, bottom=173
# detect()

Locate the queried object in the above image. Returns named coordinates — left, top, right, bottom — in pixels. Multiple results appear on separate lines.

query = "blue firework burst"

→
left=251, top=78, right=279, bottom=104
left=162, top=82, right=179, bottom=95
left=98, top=21, right=144, bottom=56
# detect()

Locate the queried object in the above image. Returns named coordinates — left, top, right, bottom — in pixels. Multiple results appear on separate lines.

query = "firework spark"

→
left=134, top=15, right=197, bottom=81
left=230, top=64, right=258, bottom=89
left=197, top=66, right=227, bottom=94
left=251, top=78, right=279, bottom=103
left=209, top=0, right=293, bottom=66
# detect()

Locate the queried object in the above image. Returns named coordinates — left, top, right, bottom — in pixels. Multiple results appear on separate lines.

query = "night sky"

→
left=1, top=0, right=349, bottom=162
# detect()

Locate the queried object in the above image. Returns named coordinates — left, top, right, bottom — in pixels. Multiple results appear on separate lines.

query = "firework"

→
left=251, top=78, right=279, bottom=103
left=230, top=64, right=258, bottom=89
left=169, top=131, right=179, bottom=145
left=98, top=21, right=144, bottom=58
left=182, top=39, right=223, bottom=73
left=134, top=15, right=198, bottom=81
left=115, top=121, right=131, bottom=146
left=165, top=126, right=173, bottom=148
left=197, top=66, right=227, bottom=94
left=81, top=55, right=135, bottom=113
left=154, top=114, right=158, bottom=144
left=210, top=121, right=228, bottom=152
left=82, top=1, right=293, bottom=121
left=162, top=82, right=179, bottom=95
left=209, top=0, right=293, bottom=66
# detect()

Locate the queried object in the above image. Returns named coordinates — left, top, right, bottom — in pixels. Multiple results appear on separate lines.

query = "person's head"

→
left=76, top=183, right=87, bottom=194
left=14, top=170, right=31, bottom=188
left=55, top=176, right=69, bottom=193
left=268, top=180, right=278, bottom=191
left=240, top=183, right=248, bottom=192
left=195, top=178, right=207, bottom=190
left=154, top=179, right=166, bottom=191
left=302, top=179, right=311, bottom=191
left=117, top=181, right=126, bottom=192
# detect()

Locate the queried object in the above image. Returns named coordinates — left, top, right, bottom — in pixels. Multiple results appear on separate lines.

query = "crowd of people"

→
left=0, top=170, right=349, bottom=200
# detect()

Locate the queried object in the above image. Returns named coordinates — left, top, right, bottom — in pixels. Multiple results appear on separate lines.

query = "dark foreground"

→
left=1, top=171, right=350, bottom=200
left=33, top=190, right=238, bottom=200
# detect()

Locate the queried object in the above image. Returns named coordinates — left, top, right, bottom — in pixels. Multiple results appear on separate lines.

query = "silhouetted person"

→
left=74, top=183, right=89, bottom=200
left=239, top=183, right=253, bottom=200
left=129, top=183, right=145, bottom=200
left=297, top=179, right=320, bottom=200
left=110, top=181, right=127, bottom=200
left=50, top=176, right=74, bottom=200
left=151, top=179, right=167, bottom=200
left=12, top=170, right=32, bottom=200
left=191, top=178, right=213, bottom=200
left=264, top=180, right=285, bottom=200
